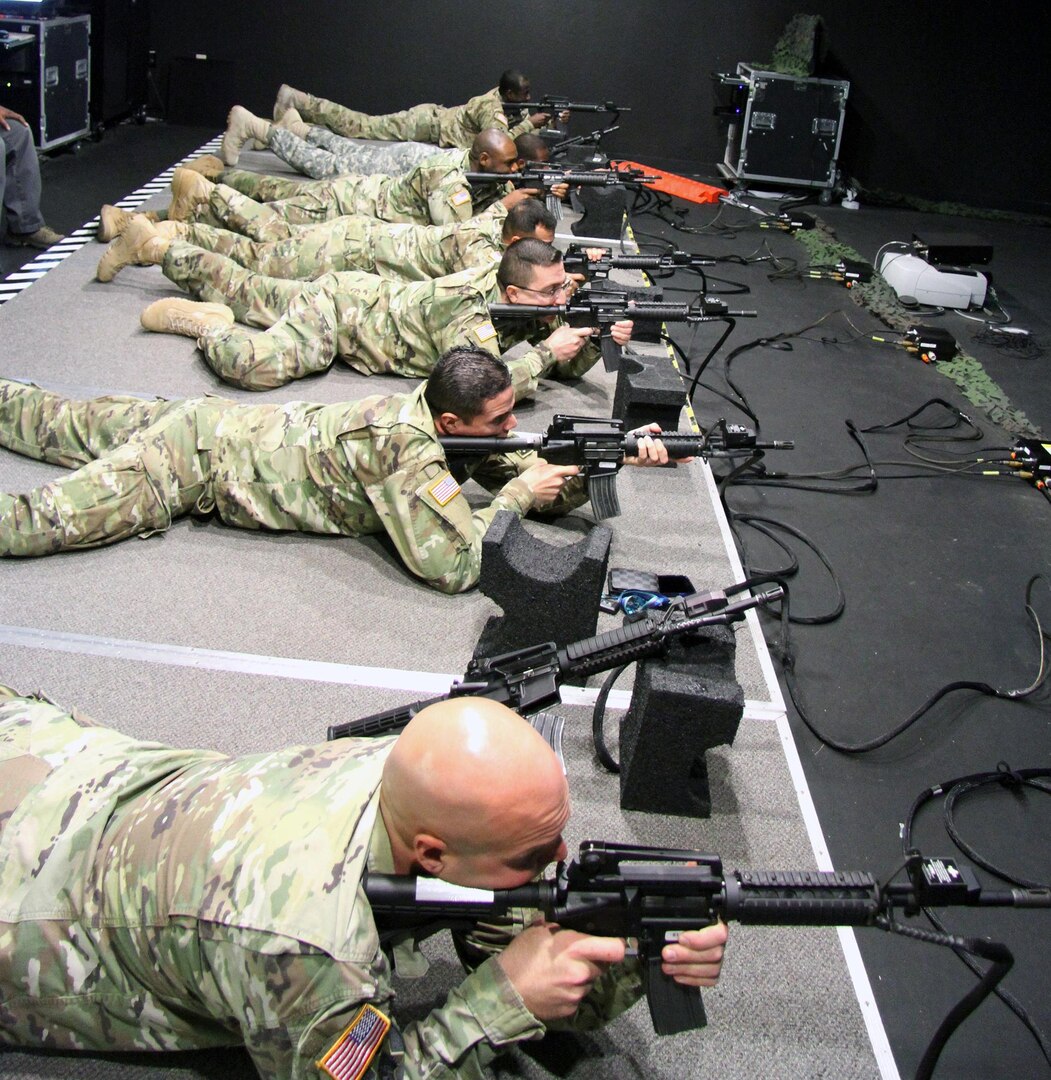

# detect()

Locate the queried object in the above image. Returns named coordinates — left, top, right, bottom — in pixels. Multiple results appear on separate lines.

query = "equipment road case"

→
left=719, top=62, right=848, bottom=192
left=0, top=13, right=91, bottom=151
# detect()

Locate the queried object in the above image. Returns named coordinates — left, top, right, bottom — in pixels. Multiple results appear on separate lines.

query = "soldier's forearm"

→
left=504, top=344, right=556, bottom=400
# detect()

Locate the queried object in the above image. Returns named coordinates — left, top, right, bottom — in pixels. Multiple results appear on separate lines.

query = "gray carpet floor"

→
left=1, top=141, right=882, bottom=1079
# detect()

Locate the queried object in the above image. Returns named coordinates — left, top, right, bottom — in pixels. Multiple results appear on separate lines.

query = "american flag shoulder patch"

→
left=449, top=188, right=471, bottom=206
left=472, top=320, right=498, bottom=344
left=494, top=111, right=508, bottom=125
left=316, top=1003, right=391, bottom=1080
left=427, top=471, right=462, bottom=506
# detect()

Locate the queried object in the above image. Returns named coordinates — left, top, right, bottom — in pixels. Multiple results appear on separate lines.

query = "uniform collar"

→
left=367, top=801, right=396, bottom=875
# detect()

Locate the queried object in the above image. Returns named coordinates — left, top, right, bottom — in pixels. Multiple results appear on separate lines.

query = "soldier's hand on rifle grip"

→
left=545, top=324, right=597, bottom=362
left=520, top=461, right=581, bottom=506
left=496, top=922, right=627, bottom=1020
left=548, top=181, right=570, bottom=200
left=501, top=188, right=540, bottom=210
left=660, top=923, right=728, bottom=987
left=528, top=111, right=552, bottom=128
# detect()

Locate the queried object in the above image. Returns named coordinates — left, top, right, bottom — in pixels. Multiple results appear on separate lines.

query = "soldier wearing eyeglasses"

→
left=128, top=237, right=634, bottom=393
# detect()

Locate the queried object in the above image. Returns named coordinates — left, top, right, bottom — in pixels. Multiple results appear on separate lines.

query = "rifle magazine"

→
left=588, top=472, right=621, bottom=519
left=644, top=953, right=708, bottom=1034
left=528, top=711, right=566, bottom=774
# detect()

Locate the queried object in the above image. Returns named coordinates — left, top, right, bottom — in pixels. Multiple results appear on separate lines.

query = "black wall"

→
left=146, top=2, right=1049, bottom=216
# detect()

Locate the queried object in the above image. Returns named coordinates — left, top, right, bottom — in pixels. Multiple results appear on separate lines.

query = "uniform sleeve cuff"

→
left=463, top=956, right=546, bottom=1045
left=496, top=476, right=536, bottom=515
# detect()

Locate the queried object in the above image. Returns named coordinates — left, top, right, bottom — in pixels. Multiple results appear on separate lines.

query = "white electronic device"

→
left=878, top=251, right=987, bottom=309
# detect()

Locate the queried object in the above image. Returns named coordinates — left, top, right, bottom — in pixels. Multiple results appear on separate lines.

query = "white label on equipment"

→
left=415, top=879, right=495, bottom=903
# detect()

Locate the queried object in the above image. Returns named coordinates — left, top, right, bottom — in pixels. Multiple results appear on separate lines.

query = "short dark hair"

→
left=425, top=346, right=513, bottom=421
left=503, top=198, right=557, bottom=240
left=514, top=132, right=549, bottom=163
left=497, top=238, right=563, bottom=290
left=499, top=69, right=529, bottom=97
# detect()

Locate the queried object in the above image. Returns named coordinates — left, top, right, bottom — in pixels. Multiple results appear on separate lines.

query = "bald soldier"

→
left=0, top=347, right=671, bottom=588
left=181, top=127, right=522, bottom=233
left=0, top=689, right=726, bottom=1076
left=97, top=197, right=557, bottom=285
left=270, top=67, right=552, bottom=149
left=120, top=237, right=631, bottom=393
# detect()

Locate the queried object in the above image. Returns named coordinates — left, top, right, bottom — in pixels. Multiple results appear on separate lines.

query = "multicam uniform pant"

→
left=197, top=169, right=472, bottom=230
left=172, top=210, right=504, bottom=283
left=173, top=216, right=380, bottom=280
left=0, top=379, right=213, bottom=557
left=197, top=171, right=363, bottom=229
left=298, top=96, right=444, bottom=143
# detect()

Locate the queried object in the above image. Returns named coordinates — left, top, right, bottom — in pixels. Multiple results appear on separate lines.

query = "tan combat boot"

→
left=169, top=168, right=215, bottom=222
left=97, top=204, right=162, bottom=243
left=274, top=106, right=310, bottom=140
left=221, top=105, right=271, bottom=166
left=95, top=217, right=171, bottom=282
left=181, top=154, right=226, bottom=180
left=140, top=298, right=235, bottom=338
left=273, top=84, right=308, bottom=123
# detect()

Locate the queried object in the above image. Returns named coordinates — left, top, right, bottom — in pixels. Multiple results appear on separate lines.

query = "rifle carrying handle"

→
left=645, top=955, right=708, bottom=1034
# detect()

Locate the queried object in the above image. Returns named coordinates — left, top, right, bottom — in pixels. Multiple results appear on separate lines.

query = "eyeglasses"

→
left=514, top=278, right=573, bottom=300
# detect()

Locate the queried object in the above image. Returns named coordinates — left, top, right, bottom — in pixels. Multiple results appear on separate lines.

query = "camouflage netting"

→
left=793, top=223, right=1040, bottom=437
left=766, top=14, right=823, bottom=77
left=853, top=185, right=1051, bottom=228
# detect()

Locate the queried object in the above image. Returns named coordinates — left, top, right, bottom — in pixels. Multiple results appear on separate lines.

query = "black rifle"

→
left=365, top=842, right=1051, bottom=1074
left=438, top=413, right=791, bottom=519
left=466, top=166, right=657, bottom=219
left=466, top=166, right=656, bottom=191
left=489, top=287, right=757, bottom=370
left=549, top=125, right=621, bottom=159
left=513, top=96, right=630, bottom=117
left=562, top=245, right=716, bottom=282
left=327, top=581, right=783, bottom=741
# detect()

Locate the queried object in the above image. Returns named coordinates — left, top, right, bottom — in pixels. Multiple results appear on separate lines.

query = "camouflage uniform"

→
left=175, top=203, right=508, bottom=283
left=0, top=378, right=586, bottom=589
left=0, top=694, right=643, bottom=1076
left=300, top=87, right=533, bottom=149
left=203, top=151, right=507, bottom=230
left=268, top=126, right=460, bottom=179
left=160, top=248, right=601, bottom=392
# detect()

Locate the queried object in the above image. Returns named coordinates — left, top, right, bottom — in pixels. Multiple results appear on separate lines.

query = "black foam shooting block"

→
left=618, top=626, right=743, bottom=817
left=570, top=185, right=627, bottom=240
left=612, top=347, right=688, bottom=432
left=474, top=510, right=612, bottom=659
